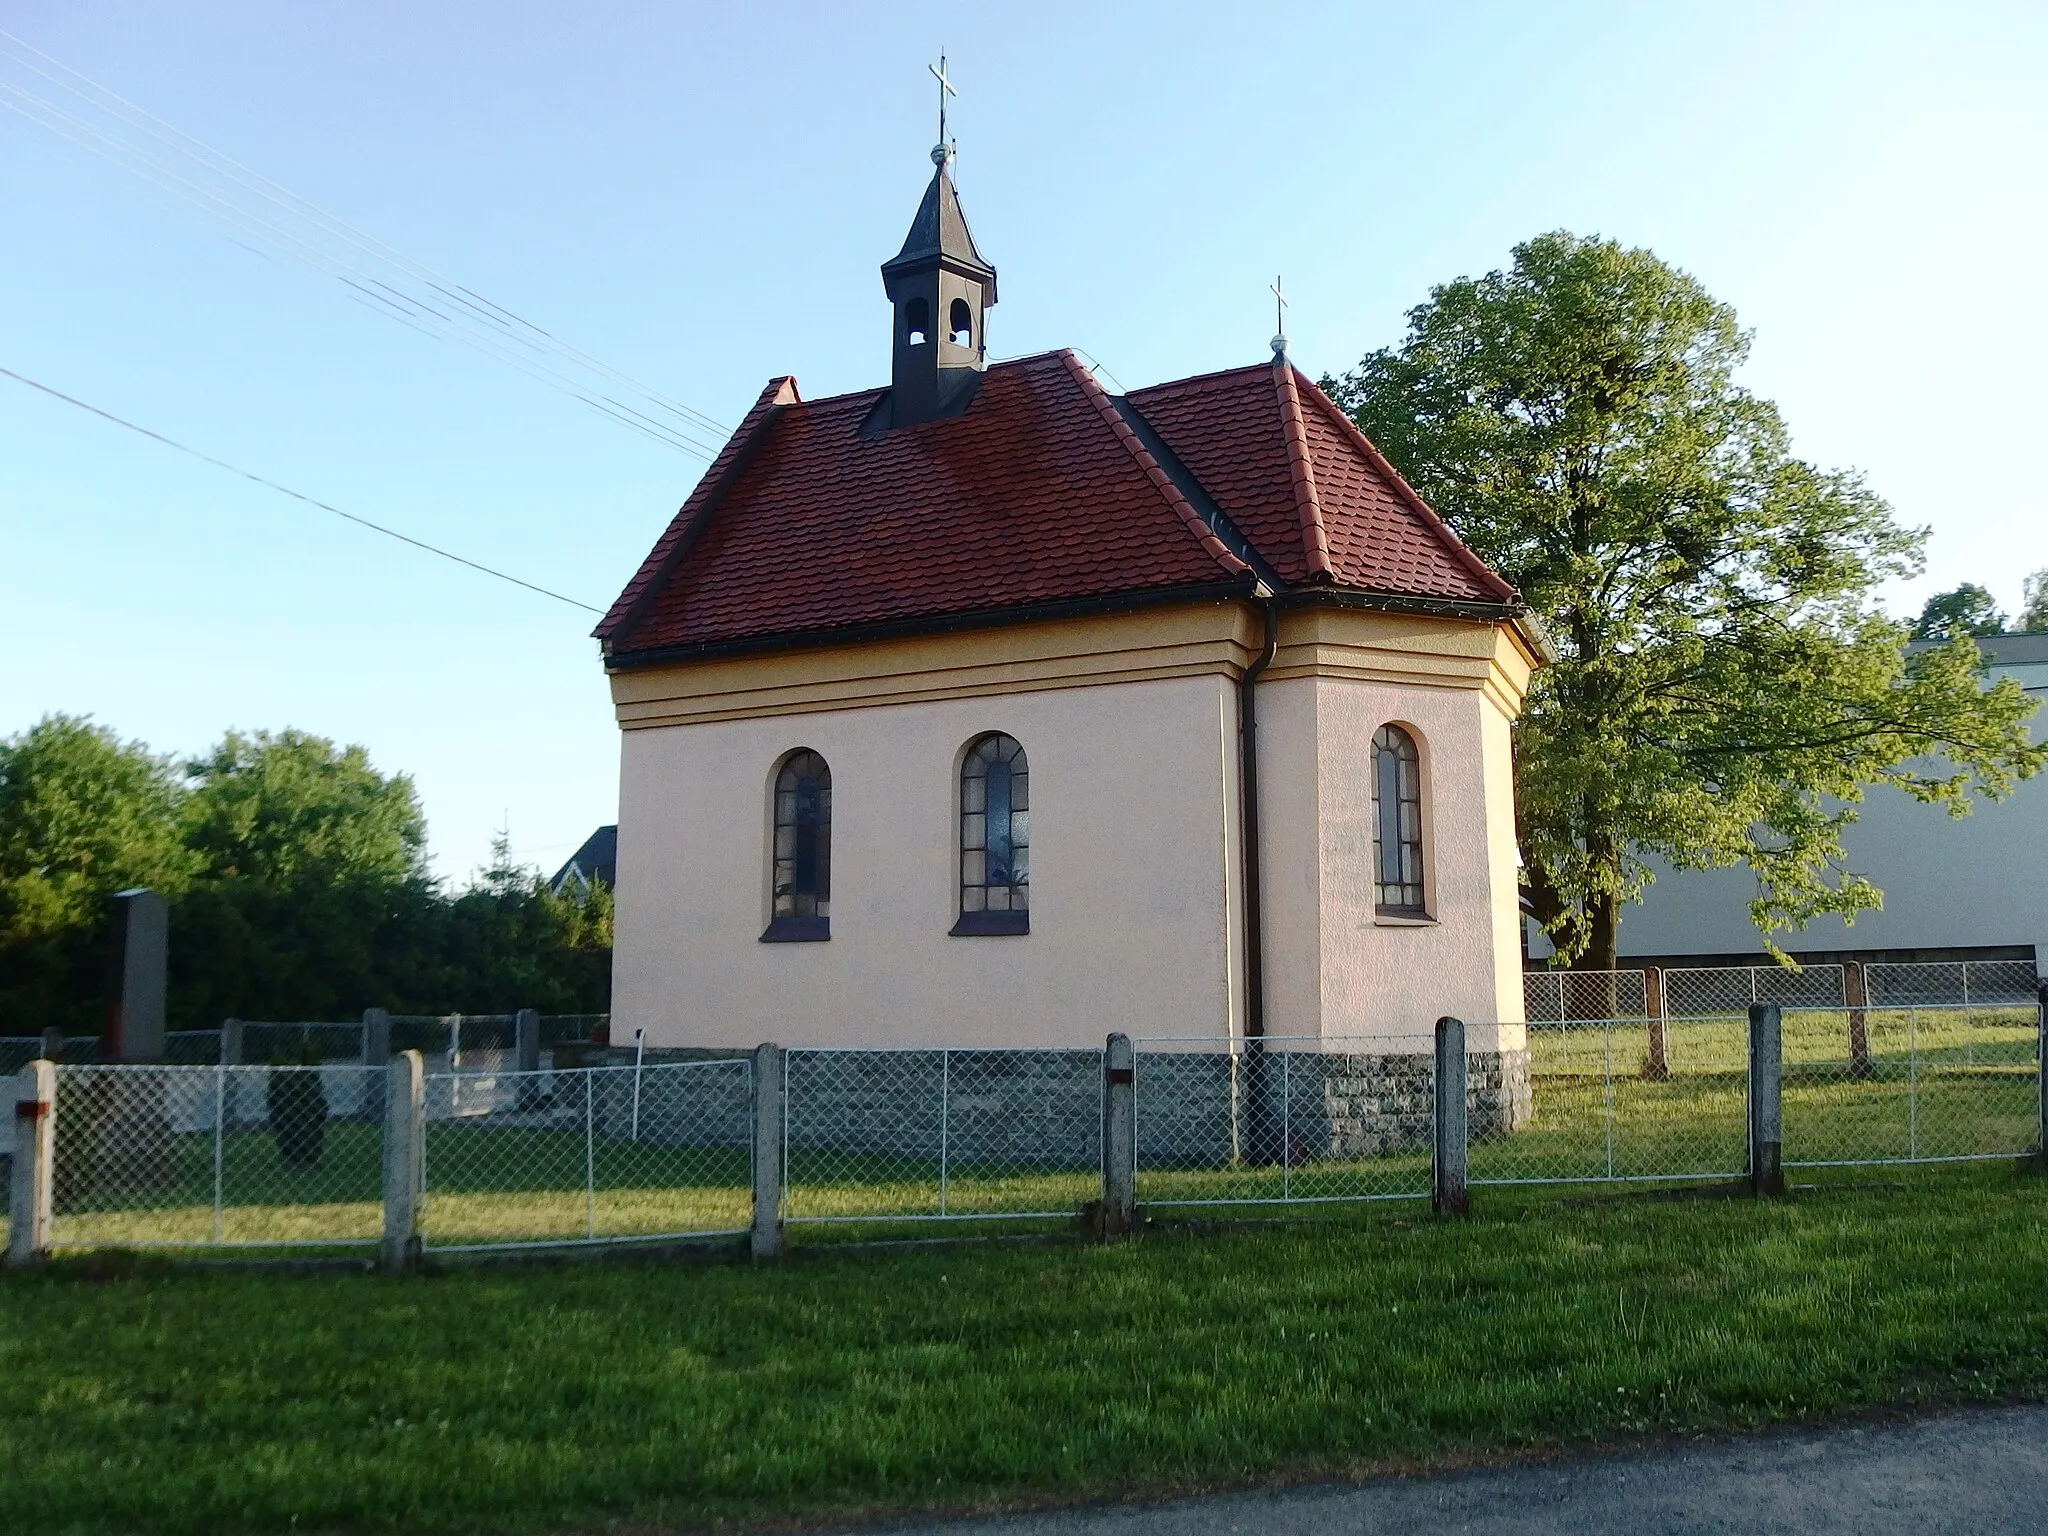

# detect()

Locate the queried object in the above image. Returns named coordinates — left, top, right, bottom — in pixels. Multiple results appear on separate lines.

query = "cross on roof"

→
left=929, top=55, right=957, bottom=152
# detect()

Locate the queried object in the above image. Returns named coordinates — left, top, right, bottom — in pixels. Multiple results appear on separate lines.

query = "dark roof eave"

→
left=604, top=576, right=1259, bottom=672
left=603, top=577, right=1541, bottom=674
left=1282, top=586, right=1528, bottom=625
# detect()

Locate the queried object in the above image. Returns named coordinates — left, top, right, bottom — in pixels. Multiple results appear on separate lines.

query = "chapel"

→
left=595, top=137, right=1546, bottom=1058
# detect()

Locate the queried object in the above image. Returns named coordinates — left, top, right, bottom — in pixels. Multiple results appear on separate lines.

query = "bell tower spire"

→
left=881, top=57, right=997, bottom=427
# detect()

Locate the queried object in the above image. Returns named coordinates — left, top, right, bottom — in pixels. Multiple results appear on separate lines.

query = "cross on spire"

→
left=1271, top=275, right=1289, bottom=357
left=929, top=55, right=957, bottom=163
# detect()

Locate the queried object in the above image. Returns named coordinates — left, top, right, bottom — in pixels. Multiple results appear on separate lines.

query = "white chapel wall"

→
left=1259, top=673, right=1526, bottom=1047
left=611, top=674, right=1244, bottom=1051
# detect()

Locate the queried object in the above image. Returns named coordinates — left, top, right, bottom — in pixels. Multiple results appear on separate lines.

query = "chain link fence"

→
left=1522, top=971, right=1649, bottom=1022
left=41, top=1063, right=383, bottom=1250
left=1133, top=1036, right=1444, bottom=1208
left=1782, top=1005, right=2042, bottom=1169
left=238, top=1020, right=368, bottom=1063
left=1864, top=960, right=2039, bottom=1008
left=419, top=1060, right=753, bottom=1252
left=782, top=1047, right=1103, bottom=1224
left=1469, top=1016, right=1750, bottom=1186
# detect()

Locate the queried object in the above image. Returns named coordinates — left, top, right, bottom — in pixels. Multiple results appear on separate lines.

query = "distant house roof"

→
left=596, top=351, right=1520, bottom=663
left=550, top=825, right=617, bottom=894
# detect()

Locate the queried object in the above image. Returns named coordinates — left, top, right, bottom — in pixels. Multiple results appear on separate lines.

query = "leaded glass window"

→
left=1372, top=725, right=1425, bottom=915
left=765, top=749, right=830, bottom=940
left=954, top=733, right=1028, bottom=935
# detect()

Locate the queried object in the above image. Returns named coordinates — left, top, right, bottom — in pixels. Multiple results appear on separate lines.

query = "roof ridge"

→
left=595, top=374, right=800, bottom=643
left=1290, top=370, right=1518, bottom=604
left=1060, top=350, right=1251, bottom=581
left=1273, top=359, right=1336, bottom=581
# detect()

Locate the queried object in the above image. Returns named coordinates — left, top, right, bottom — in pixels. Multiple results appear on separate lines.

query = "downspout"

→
left=1238, top=594, right=1279, bottom=1043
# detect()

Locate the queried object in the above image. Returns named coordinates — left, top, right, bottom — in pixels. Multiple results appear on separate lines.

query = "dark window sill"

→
left=760, top=915, right=830, bottom=943
left=950, top=910, right=1030, bottom=937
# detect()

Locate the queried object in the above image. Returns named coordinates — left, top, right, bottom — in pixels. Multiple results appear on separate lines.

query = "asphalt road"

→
left=851, top=1403, right=2048, bottom=1535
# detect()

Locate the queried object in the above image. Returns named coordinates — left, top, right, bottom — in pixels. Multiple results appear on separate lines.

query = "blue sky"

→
left=3, top=1, right=2044, bottom=883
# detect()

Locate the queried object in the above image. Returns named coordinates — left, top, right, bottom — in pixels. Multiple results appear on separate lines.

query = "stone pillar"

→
left=1748, top=1003, right=1785, bottom=1195
left=103, top=888, right=168, bottom=1062
left=379, top=1050, right=424, bottom=1273
left=362, top=1008, right=391, bottom=1067
left=6, top=1060, right=55, bottom=1268
left=1433, top=1016, right=1469, bottom=1215
left=750, top=1043, right=785, bottom=1259
left=1100, top=1033, right=1136, bottom=1236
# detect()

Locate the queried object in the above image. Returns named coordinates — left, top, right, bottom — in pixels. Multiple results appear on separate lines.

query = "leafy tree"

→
left=0, top=716, right=194, bottom=1032
left=183, top=730, right=428, bottom=891
left=1326, top=231, right=2047, bottom=968
left=1911, top=584, right=2005, bottom=641
left=2019, top=569, right=2048, bottom=634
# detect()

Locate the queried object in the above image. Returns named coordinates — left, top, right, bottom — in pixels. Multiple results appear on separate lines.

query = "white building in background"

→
left=1528, top=632, right=2048, bottom=976
left=593, top=145, right=1546, bottom=1053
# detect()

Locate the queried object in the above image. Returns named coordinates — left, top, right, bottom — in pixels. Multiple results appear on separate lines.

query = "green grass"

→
left=4, top=1170, right=2048, bottom=1534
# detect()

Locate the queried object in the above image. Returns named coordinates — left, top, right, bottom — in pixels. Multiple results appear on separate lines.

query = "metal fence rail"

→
left=1133, top=1035, right=1441, bottom=1208
left=782, top=1047, right=1103, bottom=1223
left=1781, top=1005, right=2042, bottom=1169
left=1470, top=1016, right=1749, bottom=1187
left=420, top=1060, right=753, bottom=1252
left=44, top=1063, right=383, bottom=1250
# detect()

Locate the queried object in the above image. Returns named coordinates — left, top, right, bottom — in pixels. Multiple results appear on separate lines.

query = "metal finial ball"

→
left=1271, top=334, right=1289, bottom=357
left=931, top=142, right=952, bottom=167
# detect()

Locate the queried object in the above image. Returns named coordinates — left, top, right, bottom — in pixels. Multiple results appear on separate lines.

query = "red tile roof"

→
left=601, top=351, right=1514, bottom=658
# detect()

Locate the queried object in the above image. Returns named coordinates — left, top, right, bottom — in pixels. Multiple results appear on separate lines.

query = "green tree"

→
left=1911, top=584, right=2005, bottom=641
left=0, top=716, right=193, bottom=1032
left=1325, top=231, right=2047, bottom=968
left=182, top=729, right=427, bottom=890
left=2019, top=569, right=2048, bottom=634
left=170, top=730, right=431, bottom=1026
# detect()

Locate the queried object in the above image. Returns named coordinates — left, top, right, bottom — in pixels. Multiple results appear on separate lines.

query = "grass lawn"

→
left=5, top=1167, right=2048, bottom=1535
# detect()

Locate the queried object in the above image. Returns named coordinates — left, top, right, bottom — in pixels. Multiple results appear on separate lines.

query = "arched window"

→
left=948, top=296, right=973, bottom=346
left=1372, top=725, right=1425, bottom=916
left=905, top=297, right=930, bottom=346
left=953, top=733, right=1028, bottom=935
left=763, top=749, right=831, bottom=942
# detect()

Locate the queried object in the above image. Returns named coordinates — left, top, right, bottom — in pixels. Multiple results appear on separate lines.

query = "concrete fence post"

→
left=751, top=1043, right=785, bottom=1259
left=220, top=1018, right=244, bottom=1066
left=2031, top=981, right=2048, bottom=1173
left=1748, top=1003, right=1785, bottom=1195
left=6, top=1060, right=56, bottom=1268
left=39, top=1027, right=64, bottom=1063
left=1100, top=1032, right=1137, bottom=1237
left=1433, top=1016, right=1469, bottom=1215
left=362, top=1008, right=391, bottom=1067
left=379, top=1049, right=425, bottom=1272
left=514, top=1007, right=542, bottom=1110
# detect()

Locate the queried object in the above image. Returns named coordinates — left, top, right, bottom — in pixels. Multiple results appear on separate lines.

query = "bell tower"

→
left=881, top=64, right=997, bottom=427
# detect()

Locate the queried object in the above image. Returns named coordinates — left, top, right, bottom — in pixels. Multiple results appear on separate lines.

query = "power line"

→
left=0, top=28, right=731, bottom=459
left=1, top=364, right=605, bottom=615
left=0, top=82, right=724, bottom=462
